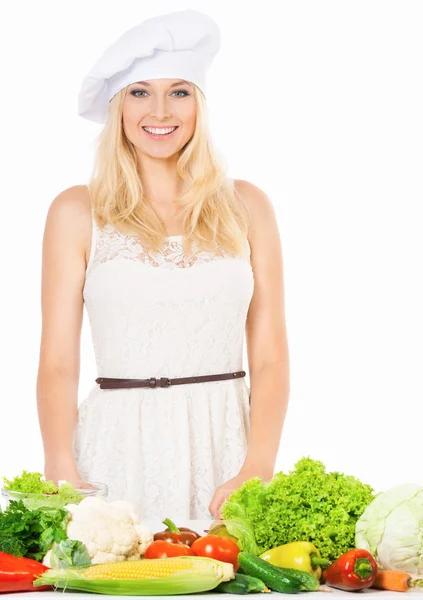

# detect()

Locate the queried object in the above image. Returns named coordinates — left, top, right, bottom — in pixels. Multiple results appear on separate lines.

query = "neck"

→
left=137, top=152, right=182, bottom=207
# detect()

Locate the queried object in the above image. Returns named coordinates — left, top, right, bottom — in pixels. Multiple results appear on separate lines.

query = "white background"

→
left=0, top=1, right=422, bottom=496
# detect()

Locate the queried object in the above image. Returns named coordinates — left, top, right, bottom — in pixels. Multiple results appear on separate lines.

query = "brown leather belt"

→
left=95, top=370, right=246, bottom=390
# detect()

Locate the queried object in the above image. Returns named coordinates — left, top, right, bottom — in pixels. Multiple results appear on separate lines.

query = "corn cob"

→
left=34, top=555, right=234, bottom=595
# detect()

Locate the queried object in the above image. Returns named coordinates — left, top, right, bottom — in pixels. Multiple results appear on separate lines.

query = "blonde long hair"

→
left=87, top=84, right=251, bottom=257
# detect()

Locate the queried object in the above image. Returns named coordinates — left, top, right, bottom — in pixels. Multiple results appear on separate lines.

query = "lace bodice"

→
left=83, top=219, right=254, bottom=379
left=86, top=222, right=250, bottom=274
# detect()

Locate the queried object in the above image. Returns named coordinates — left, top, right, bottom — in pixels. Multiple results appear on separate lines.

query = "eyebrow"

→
left=132, top=79, right=192, bottom=88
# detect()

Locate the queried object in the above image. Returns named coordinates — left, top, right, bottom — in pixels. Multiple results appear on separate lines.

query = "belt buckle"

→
left=159, top=377, right=172, bottom=388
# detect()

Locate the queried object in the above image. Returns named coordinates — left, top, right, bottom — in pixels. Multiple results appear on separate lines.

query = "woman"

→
left=36, top=9, right=290, bottom=520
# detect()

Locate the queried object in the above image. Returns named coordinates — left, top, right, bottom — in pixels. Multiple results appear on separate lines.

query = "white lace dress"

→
left=74, top=217, right=254, bottom=519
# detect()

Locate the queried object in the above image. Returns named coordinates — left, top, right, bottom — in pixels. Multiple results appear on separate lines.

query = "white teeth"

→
left=143, top=126, right=177, bottom=135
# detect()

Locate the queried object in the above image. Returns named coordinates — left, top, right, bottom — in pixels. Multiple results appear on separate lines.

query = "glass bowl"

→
left=0, top=480, right=108, bottom=511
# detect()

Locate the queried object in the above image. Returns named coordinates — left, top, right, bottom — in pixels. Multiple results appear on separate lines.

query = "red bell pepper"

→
left=322, top=548, right=378, bottom=591
left=0, top=551, right=51, bottom=593
left=153, top=518, right=201, bottom=546
left=144, top=540, right=194, bottom=559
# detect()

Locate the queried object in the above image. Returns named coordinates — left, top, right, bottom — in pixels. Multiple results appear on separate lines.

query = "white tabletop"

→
left=8, top=519, right=423, bottom=599
left=10, top=589, right=423, bottom=598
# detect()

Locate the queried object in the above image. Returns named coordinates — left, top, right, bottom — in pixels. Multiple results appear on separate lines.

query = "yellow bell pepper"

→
left=259, top=541, right=329, bottom=580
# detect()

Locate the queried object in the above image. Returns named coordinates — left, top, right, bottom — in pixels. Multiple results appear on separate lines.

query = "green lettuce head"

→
left=221, top=457, right=375, bottom=562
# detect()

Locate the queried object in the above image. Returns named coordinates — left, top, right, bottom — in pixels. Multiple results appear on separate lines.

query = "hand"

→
left=44, top=463, right=88, bottom=488
left=208, top=466, right=274, bottom=519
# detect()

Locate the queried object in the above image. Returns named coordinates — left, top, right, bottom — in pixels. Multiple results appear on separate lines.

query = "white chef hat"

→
left=77, top=9, right=220, bottom=124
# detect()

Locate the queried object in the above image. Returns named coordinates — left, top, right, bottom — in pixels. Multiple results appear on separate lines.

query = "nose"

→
left=149, top=94, right=172, bottom=121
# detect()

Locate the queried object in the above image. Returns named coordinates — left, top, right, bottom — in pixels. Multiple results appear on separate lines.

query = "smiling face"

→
left=122, top=78, right=197, bottom=159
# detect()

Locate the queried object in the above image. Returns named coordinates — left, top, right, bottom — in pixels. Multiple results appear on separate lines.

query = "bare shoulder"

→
left=48, top=184, right=91, bottom=218
left=234, top=178, right=270, bottom=206
left=234, top=179, right=280, bottom=245
left=46, top=184, right=93, bottom=263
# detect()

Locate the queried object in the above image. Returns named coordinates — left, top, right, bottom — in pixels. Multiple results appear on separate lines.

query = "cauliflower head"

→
left=62, top=496, right=153, bottom=564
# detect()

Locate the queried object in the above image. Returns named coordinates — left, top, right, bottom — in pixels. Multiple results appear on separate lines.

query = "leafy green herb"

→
left=0, top=500, right=70, bottom=561
left=221, top=457, right=375, bottom=562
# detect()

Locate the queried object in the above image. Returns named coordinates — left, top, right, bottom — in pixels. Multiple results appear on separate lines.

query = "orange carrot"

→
left=372, top=570, right=412, bottom=592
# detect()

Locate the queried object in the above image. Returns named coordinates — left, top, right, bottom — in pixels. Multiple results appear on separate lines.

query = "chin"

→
left=140, top=145, right=184, bottom=159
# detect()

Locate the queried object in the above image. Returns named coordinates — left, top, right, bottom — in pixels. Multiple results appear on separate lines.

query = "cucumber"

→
left=214, top=573, right=268, bottom=594
left=239, top=553, right=301, bottom=594
left=275, top=567, right=320, bottom=591
left=239, top=552, right=320, bottom=594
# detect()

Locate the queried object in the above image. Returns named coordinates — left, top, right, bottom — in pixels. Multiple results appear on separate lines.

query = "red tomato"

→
left=191, top=535, right=240, bottom=571
left=145, top=540, right=194, bottom=559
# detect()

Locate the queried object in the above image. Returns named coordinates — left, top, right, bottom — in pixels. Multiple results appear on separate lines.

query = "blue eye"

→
left=131, top=90, right=148, bottom=98
left=130, top=89, right=190, bottom=98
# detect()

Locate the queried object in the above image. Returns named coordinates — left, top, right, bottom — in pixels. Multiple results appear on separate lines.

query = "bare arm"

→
left=37, top=185, right=91, bottom=484
left=236, top=179, right=290, bottom=480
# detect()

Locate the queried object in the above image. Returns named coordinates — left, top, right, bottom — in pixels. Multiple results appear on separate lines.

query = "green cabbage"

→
left=221, top=457, right=375, bottom=562
left=355, top=483, right=423, bottom=577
